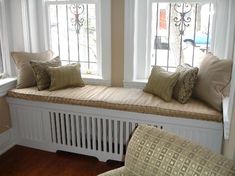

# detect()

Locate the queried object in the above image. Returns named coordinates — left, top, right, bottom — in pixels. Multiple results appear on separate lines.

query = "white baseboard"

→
left=0, top=129, right=15, bottom=155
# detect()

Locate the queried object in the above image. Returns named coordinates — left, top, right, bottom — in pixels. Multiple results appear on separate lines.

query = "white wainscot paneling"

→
left=7, top=97, right=223, bottom=162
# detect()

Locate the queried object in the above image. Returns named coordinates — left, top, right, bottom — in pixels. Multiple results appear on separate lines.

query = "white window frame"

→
left=0, top=0, right=17, bottom=96
left=0, top=0, right=12, bottom=77
left=40, top=0, right=111, bottom=85
left=124, top=0, right=216, bottom=88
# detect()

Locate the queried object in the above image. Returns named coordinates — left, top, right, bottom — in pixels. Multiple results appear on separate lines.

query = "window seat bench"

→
left=7, top=85, right=223, bottom=161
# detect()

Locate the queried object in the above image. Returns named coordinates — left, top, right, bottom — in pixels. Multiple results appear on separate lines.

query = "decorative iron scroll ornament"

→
left=70, top=4, right=85, bottom=34
left=173, top=3, right=192, bottom=35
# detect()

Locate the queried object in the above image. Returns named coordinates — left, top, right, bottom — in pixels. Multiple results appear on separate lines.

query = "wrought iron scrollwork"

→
left=70, top=4, right=85, bottom=34
left=173, top=3, right=192, bottom=35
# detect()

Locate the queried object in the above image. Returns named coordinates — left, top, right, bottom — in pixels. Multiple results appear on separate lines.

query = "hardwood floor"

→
left=0, top=145, right=123, bottom=176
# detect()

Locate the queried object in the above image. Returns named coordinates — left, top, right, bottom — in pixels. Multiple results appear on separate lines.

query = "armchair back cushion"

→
left=125, top=125, right=235, bottom=176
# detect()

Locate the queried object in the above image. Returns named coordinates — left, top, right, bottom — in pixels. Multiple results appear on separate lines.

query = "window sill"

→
left=0, top=77, right=17, bottom=97
left=223, top=97, right=230, bottom=140
left=82, top=74, right=111, bottom=86
left=123, top=79, right=147, bottom=89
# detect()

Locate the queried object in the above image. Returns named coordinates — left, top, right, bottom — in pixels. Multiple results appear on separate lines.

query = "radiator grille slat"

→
left=103, top=119, right=107, bottom=152
left=48, top=112, right=148, bottom=159
left=65, top=114, right=70, bottom=145
left=55, top=113, right=61, bottom=144
left=92, top=117, right=96, bottom=150
left=81, top=116, right=86, bottom=148
left=97, top=118, right=101, bottom=151
left=61, top=114, right=66, bottom=145
left=87, top=117, right=91, bottom=150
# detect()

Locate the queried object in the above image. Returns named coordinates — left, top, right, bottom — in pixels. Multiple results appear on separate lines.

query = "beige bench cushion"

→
left=8, top=85, right=222, bottom=122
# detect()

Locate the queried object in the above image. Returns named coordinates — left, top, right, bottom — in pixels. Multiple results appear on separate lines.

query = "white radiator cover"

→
left=7, top=97, right=223, bottom=162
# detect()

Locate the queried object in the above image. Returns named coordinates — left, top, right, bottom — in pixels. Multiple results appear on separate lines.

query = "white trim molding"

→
left=0, top=77, right=17, bottom=96
left=223, top=97, right=230, bottom=139
left=124, top=0, right=135, bottom=84
left=0, top=129, right=15, bottom=155
left=7, top=97, right=223, bottom=162
left=0, top=0, right=15, bottom=76
left=99, top=0, right=111, bottom=83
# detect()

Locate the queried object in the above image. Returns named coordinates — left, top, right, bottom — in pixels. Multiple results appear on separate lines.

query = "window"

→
left=149, top=2, right=214, bottom=72
left=124, top=0, right=215, bottom=85
left=45, top=0, right=102, bottom=76
left=0, top=42, right=3, bottom=74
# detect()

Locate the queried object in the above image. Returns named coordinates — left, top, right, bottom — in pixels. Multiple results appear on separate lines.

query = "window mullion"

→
left=166, top=3, right=171, bottom=71
left=192, top=3, right=198, bottom=66
left=206, top=2, right=212, bottom=52
left=66, top=4, right=71, bottom=63
left=86, top=4, right=90, bottom=70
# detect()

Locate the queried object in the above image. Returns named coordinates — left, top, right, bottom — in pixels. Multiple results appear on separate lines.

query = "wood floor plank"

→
left=0, top=145, right=123, bottom=176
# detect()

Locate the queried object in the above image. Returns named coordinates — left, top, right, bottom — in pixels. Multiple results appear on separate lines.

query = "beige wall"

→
left=0, top=97, right=11, bottom=134
left=111, top=0, right=124, bottom=87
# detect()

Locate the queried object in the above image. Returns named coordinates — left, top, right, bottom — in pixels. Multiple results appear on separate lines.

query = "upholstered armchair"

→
left=99, top=125, right=235, bottom=176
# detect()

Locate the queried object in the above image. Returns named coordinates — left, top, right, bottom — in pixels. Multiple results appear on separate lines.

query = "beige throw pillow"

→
left=193, top=53, right=233, bottom=112
left=173, top=64, right=199, bottom=104
left=144, top=66, right=180, bottom=102
left=48, top=63, right=85, bottom=91
left=30, top=57, right=61, bottom=91
left=11, top=51, right=53, bottom=88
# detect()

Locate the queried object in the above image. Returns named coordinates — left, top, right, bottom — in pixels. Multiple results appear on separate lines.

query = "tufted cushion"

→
left=30, top=56, right=61, bottom=91
left=124, top=125, right=235, bottom=176
left=8, top=85, right=222, bottom=122
left=11, top=50, right=53, bottom=89
left=173, top=64, right=198, bottom=104
left=144, top=66, right=180, bottom=102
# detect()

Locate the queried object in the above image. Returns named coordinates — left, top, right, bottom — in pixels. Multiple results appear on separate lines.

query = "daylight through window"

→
left=0, top=42, right=3, bottom=74
left=47, top=1, right=99, bottom=75
left=150, top=2, right=214, bottom=71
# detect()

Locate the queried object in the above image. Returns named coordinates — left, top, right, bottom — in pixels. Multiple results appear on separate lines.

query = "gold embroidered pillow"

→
left=48, top=63, right=85, bottom=91
left=144, top=66, right=180, bottom=102
left=30, top=57, right=61, bottom=91
left=11, top=51, right=53, bottom=88
left=173, top=64, right=199, bottom=104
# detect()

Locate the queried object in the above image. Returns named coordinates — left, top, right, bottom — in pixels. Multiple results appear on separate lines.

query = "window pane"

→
left=0, top=43, right=3, bottom=74
left=151, top=2, right=214, bottom=70
left=48, top=3, right=98, bottom=75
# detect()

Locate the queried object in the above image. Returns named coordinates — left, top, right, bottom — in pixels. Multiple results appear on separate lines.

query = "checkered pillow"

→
left=125, top=125, right=235, bottom=176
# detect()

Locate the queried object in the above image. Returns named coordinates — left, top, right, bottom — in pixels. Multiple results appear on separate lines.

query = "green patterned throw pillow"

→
left=30, top=56, right=61, bottom=90
left=173, top=64, right=199, bottom=104
left=144, top=66, right=180, bottom=102
left=48, top=63, right=85, bottom=91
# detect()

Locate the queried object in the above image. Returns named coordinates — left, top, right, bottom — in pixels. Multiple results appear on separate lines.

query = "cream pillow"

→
left=144, top=66, right=180, bottom=102
left=11, top=51, right=53, bottom=88
left=193, top=53, right=233, bottom=112
left=48, top=63, right=85, bottom=91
